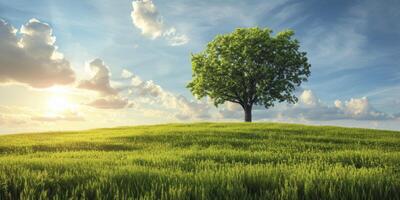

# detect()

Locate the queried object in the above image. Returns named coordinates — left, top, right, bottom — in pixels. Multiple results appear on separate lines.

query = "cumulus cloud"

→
left=131, top=0, right=189, bottom=46
left=121, top=69, right=134, bottom=78
left=78, top=58, right=118, bottom=95
left=285, top=90, right=390, bottom=121
left=0, top=18, right=75, bottom=88
left=131, top=0, right=163, bottom=39
left=124, top=69, right=209, bottom=120
left=219, top=90, right=392, bottom=121
left=217, top=102, right=243, bottom=119
left=173, top=95, right=210, bottom=120
left=299, top=89, right=319, bottom=106
left=87, top=96, right=134, bottom=109
left=334, top=97, right=390, bottom=120
left=132, top=80, right=164, bottom=97
left=77, top=59, right=134, bottom=110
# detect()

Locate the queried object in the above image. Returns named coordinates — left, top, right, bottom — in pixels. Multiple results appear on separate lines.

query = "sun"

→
left=48, top=96, right=71, bottom=112
left=46, top=86, right=78, bottom=113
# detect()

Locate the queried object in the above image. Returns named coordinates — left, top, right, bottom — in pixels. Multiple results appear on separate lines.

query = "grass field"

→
left=0, top=123, right=399, bottom=200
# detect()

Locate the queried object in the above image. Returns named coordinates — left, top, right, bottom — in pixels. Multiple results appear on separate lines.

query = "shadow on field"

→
left=112, top=131, right=268, bottom=148
left=111, top=129, right=397, bottom=150
left=0, top=142, right=141, bottom=154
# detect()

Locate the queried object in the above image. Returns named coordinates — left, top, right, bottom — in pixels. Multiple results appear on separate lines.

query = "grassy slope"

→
left=0, top=123, right=399, bottom=199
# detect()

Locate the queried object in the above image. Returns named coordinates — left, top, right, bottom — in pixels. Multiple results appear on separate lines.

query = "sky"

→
left=0, top=0, right=399, bottom=133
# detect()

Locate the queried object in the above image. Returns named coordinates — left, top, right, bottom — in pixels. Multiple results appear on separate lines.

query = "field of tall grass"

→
left=0, top=123, right=399, bottom=199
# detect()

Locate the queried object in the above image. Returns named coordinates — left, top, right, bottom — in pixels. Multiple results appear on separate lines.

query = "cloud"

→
left=217, top=102, right=243, bottom=119
left=173, top=95, right=210, bottom=120
left=131, top=0, right=189, bottom=46
left=0, top=106, right=35, bottom=126
left=0, top=18, right=75, bottom=88
left=219, top=90, right=392, bottom=121
left=131, top=0, right=163, bottom=39
left=163, top=28, right=189, bottom=46
left=78, top=59, right=135, bottom=110
left=124, top=69, right=210, bottom=120
left=0, top=114, right=28, bottom=125
left=0, top=105, right=84, bottom=125
left=125, top=75, right=389, bottom=122
left=31, top=110, right=85, bottom=122
left=132, top=80, right=163, bottom=97
left=334, top=97, right=390, bottom=120
left=78, top=58, right=118, bottom=95
left=87, top=96, right=134, bottom=109
left=286, top=90, right=391, bottom=121
left=121, top=69, right=134, bottom=78
left=299, top=89, right=319, bottom=106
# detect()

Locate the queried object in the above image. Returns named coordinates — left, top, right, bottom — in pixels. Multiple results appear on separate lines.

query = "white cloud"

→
left=31, top=110, right=85, bottom=122
left=299, top=89, right=318, bottom=106
left=163, top=27, right=189, bottom=46
left=121, top=69, right=134, bottom=78
left=334, top=100, right=343, bottom=109
left=335, top=97, right=389, bottom=120
left=226, top=101, right=242, bottom=112
left=87, top=96, right=134, bottom=109
left=78, top=59, right=134, bottom=110
left=132, top=80, right=164, bottom=97
left=125, top=71, right=210, bottom=120
left=131, top=75, right=143, bottom=86
left=217, top=102, right=243, bottom=119
left=292, top=91, right=390, bottom=121
left=131, top=0, right=189, bottom=46
left=78, top=58, right=118, bottom=95
left=131, top=0, right=163, bottom=39
left=219, top=90, right=392, bottom=121
left=0, top=18, right=75, bottom=88
left=174, top=95, right=210, bottom=120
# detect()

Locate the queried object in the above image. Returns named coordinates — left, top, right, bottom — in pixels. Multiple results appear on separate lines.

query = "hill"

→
left=0, top=123, right=399, bottom=199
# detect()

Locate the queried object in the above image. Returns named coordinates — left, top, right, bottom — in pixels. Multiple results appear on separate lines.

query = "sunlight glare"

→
left=47, top=86, right=69, bottom=94
left=48, top=96, right=71, bottom=112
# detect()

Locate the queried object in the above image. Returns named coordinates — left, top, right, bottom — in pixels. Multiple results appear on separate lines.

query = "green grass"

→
left=0, top=123, right=399, bottom=200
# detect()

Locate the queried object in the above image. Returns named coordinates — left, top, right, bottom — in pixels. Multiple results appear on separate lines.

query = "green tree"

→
left=187, top=27, right=311, bottom=122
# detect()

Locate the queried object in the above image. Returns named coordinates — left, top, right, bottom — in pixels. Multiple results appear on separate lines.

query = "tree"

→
left=187, top=27, right=311, bottom=122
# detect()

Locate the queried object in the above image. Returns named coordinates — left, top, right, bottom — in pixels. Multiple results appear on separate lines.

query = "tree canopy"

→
left=187, top=27, right=311, bottom=122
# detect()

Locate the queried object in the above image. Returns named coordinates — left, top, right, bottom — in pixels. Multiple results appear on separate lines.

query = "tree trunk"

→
left=244, top=106, right=252, bottom=122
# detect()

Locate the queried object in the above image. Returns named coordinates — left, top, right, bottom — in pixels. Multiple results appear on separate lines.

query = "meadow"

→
left=0, top=123, right=399, bottom=200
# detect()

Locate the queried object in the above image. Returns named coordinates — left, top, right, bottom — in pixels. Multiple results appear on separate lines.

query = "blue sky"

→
left=0, top=0, right=399, bottom=133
